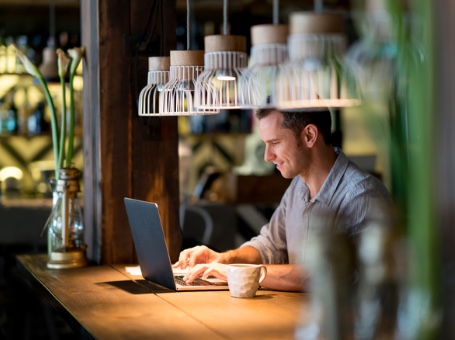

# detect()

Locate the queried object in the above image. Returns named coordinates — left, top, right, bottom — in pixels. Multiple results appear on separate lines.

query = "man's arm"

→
left=184, top=262, right=308, bottom=292
left=218, top=246, right=263, bottom=264
left=260, top=264, right=307, bottom=292
left=173, top=245, right=262, bottom=269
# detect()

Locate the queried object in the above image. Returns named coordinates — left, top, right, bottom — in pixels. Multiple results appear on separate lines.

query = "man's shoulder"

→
left=342, top=159, right=391, bottom=198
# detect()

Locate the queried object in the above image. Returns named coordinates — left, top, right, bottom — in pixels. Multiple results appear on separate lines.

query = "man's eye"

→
left=272, top=142, right=279, bottom=146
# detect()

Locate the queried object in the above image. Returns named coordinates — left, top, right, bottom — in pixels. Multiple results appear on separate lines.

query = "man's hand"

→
left=183, top=263, right=228, bottom=284
left=172, top=245, right=221, bottom=269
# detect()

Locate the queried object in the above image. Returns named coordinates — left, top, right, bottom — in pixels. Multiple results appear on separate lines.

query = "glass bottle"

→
left=46, top=167, right=88, bottom=269
left=48, top=186, right=64, bottom=253
left=67, top=194, right=84, bottom=248
left=47, top=187, right=84, bottom=252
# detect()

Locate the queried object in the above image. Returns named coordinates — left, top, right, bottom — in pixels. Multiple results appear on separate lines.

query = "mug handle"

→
left=258, top=266, right=267, bottom=284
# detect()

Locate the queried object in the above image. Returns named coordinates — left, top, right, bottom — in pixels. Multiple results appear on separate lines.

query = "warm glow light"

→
left=216, top=74, right=237, bottom=81
left=194, top=35, right=260, bottom=110
left=73, top=75, right=83, bottom=91
left=0, top=74, right=20, bottom=99
left=216, top=76, right=236, bottom=81
left=0, top=166, right=24, bottom=181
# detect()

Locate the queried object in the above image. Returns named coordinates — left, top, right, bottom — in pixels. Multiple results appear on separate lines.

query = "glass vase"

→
left=45, top=167, right=88, bottom=269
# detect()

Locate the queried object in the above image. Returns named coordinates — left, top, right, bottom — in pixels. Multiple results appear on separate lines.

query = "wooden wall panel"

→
left=81, top=0, right=181, bottom=264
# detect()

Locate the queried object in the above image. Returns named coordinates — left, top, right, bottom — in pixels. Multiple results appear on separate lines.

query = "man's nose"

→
left=264, top=145, right=274, bottom=162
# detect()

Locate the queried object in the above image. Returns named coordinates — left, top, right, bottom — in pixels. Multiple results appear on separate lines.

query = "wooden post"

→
left=81, top=0, right=181, bottom=264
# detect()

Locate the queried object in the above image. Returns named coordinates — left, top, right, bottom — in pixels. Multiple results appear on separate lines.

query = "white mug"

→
left=226, top=264, right=267, bottom=298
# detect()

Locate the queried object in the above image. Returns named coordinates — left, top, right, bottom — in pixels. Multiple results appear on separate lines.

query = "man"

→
left=173, top=108, right=392, bottom=292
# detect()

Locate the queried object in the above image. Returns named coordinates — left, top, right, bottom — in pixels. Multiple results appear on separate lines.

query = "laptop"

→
left=124, top=197, right=229, bottom=291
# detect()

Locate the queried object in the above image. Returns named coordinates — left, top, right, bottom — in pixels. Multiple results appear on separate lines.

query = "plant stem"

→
left=66, top=73, right=75, bottom=166
left=37, top=77, right=60, bottom=180
left=58, top=75, right=67, bottom=170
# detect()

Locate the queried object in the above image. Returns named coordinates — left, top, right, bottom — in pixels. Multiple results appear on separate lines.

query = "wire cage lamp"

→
left=276, top=11, right=361, bottom=111
left=138, top=56, right=170, bottom=115
left=158, top=0, right=219, bottom=116
left=248, top=24, right=288, bottom=108
left=247, top=0, right=288, bottom=108
left=344, top=0, right=398, bottom=103
left=159, top=50, right=220, bottom=115
left=194, top=0, right=260, bottom=110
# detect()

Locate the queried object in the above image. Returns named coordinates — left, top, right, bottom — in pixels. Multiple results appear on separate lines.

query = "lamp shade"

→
left=276, top=12, right=360, bottom=111
left=159, top=50, right=219, bottom=116
left=194, top=35, right=260, bottom=110
left=39, top=46, right=59, bottom=81
left=345, top=3, right=397, bottom=103
left=248, top=24, right=289, bottom=108
left=138, top=56, right=170, bottom=116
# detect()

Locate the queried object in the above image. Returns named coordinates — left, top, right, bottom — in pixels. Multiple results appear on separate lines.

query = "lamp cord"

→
left=133, top=0, right=160, bottom=113
left=223, top=0, right=228, bottom=35
left=273, top=0, right=279, bottom=25
left=187, top=0, right=190, bottom=50
left=49, top=0, right=56, bottom=45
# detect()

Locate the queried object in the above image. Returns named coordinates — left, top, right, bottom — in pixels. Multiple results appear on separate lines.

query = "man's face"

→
left=258, top=111, right=308, bottom=179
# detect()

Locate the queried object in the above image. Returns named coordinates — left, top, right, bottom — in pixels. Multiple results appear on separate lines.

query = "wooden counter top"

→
left=17, top=254, right=308, bottom=339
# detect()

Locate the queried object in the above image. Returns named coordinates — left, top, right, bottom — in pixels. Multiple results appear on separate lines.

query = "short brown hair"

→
left=255, top=108, right=332, bottom=145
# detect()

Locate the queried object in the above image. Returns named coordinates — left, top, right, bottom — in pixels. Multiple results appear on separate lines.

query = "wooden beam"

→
left=81, top=0, right=181, bottom=264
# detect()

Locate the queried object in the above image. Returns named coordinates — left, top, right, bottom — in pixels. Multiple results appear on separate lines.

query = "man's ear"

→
left=302, top=124, right=318, bottom=148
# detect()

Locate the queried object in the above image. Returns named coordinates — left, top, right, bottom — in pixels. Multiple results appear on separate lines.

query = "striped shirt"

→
left=241, top=148, right=393, bottom=264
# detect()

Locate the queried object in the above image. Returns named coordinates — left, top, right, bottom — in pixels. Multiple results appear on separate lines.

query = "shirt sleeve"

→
left=240, top=179, right=297, bottom=264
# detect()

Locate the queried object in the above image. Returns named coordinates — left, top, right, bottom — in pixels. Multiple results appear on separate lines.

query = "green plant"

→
left=350, top=0, right=441, bottom=337
left=13, top=44, right=85, bottom=180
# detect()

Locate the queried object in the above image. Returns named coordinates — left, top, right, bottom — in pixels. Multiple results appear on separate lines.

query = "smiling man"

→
left=174, top=108, right=392, bottom=292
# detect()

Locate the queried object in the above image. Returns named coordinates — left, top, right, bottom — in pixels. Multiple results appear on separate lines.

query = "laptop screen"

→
left=124, top=197, right=229, bottom=291
left=124, top=198, right=177, bottom=291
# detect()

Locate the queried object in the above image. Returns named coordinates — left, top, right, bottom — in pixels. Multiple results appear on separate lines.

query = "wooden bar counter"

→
left=16, top=254, right=308, bottom=339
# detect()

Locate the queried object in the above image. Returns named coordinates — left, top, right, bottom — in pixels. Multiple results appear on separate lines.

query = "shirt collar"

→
left=307, top=147, right=349, bottom=204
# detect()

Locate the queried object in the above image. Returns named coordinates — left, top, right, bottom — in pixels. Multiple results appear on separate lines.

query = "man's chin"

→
left=278, top=170, right=292, bottom=179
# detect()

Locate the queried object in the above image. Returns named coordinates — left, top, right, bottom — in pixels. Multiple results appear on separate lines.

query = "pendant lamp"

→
left=39, top=41, right=59, bottom=81
left=276, top=12, right=360, bottom=111
left=247, top=0, right=288, bottom=108
left=345, top=0, right=396, bottom=102
left=40, top=1, right=58, bottom=81
left=194, top=0, right=259, bottom=110
left=159, top=0, right=219, bottom=116
left=159, top=51, right=218, bottom=115
left=138, top=56, right=170, bottom=116
left=249, top=24, right=288, bottom=108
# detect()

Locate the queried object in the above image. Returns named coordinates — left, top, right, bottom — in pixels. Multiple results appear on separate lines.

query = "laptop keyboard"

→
left=174, top=275, right=213, bottom=286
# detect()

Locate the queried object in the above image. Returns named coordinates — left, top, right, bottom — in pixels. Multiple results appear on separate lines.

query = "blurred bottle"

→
left=12, top=86, right=27, bottom=135
left=2, top=91, right=19, bottom=135
left=0, top=32, right=6, bottom=74
left=355, top=225, right=404, bottom=339
left=15, top=35, right=36, bottom=73
left=6, top=100, right=18, bottom=134
left=28, top=101, right=49, bottom=135
left=5, top=36, right=16, bottom=74
left=0, top=98, right=7, bottom=134
left=59, top=31, right=69, bottom=50
left=295, top=213, right=357, bottom=340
